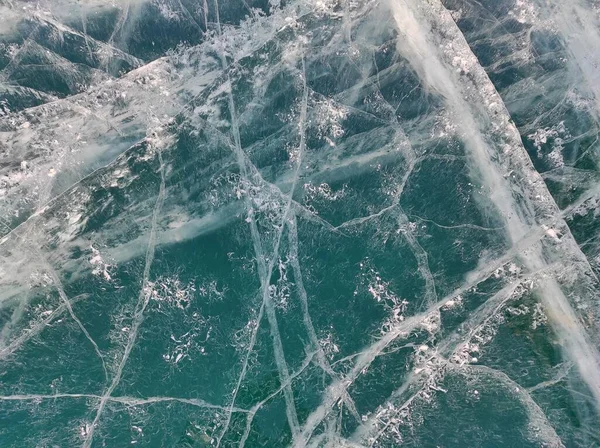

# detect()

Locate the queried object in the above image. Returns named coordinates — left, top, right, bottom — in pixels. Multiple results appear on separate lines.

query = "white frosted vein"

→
left=354, top=266, right=563, bottom=447
left=1, top=0, right=599, bottom=445
left=239, top=351, right=316, bottom=448
left=0, top=222, right=108, bottom=380
left=0, top=393, right=246, bottom=412
left=292, top=220, right=561, bottom=447
left=288, top=216, right=361, bottom=424
left=43, top=260, right=109, bottom=382
left=388, top=0, right=600, bottom=413
left=212, top=3, right=315, bottom=440
left=82, top=145, right=166, bottom=448
left=0, top=294, right=88, bottom=360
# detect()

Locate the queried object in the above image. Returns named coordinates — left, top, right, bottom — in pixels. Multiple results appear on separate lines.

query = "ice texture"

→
left=0, top=0, right=600, bottom=446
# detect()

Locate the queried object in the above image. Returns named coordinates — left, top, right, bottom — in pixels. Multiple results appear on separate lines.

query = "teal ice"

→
left=0, top=0, right=600, bottom=446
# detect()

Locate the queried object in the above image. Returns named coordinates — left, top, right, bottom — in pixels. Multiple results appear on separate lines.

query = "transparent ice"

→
left=0, top=0, right=600, bottom=446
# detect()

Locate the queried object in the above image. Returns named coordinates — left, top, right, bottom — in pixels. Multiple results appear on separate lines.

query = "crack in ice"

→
left=82, top=139, right=167, bottom=448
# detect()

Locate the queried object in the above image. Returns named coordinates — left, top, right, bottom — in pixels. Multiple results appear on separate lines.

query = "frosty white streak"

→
left=290, top=233, right=546, bottom=448
left=209, top=1, right=272, bottom=443
left=0, top=393, right=248, bottom=412
left=389, top=0, right=600, bottom=412
left=253, top=58, right=311, bottom=439
left=0, top=222, right=108, bottom=380
left=239, top=351, right=316, bottom=448
left=354, top=270, right=563, bottom=448
left=541, top=0, right=600, bottom=119
left=82, top=142, right=166, bottom=448
left=294, top=231, right=554, bottom=446
left=212, top=3, right=312, bottom=442
left=43, top=262, right=108, bottom=382
left=0, top=294, right=88, bottom=360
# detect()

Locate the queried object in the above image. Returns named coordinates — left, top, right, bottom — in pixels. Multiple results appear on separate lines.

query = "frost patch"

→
left=528, top=121, right=568, bottom=168
left=90, top=245, right=112, bottom=280
left=146, top=276, right=196, bottom=310
left=356, top=263, right=409, bottom=330
left=318, top=332, right=340, bottom=360
left=314, top=98, right=349, bottom=145
left=268, top=257, right=291, bottom=311
left=508, top=0, right=538, bottom=24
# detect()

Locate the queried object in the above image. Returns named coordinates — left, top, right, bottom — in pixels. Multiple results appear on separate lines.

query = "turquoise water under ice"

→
left=0, top=0, right=600, bottom=446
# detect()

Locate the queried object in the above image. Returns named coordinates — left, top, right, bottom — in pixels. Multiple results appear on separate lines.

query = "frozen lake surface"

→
left=0, top=0, right=600, bottom=446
